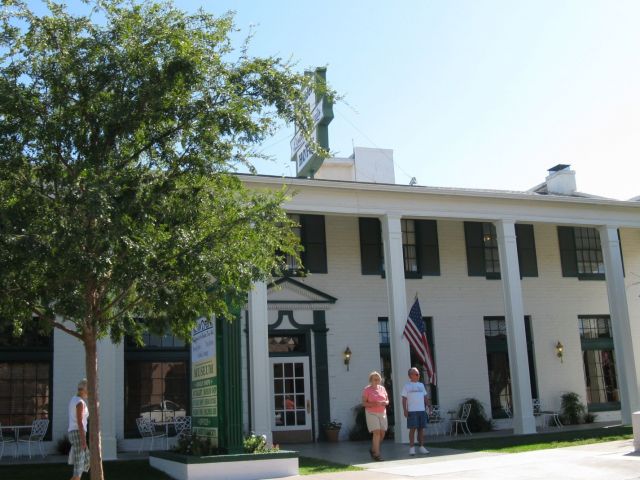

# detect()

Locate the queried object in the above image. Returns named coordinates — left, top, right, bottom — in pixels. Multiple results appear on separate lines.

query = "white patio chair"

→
left=427, top=406, right=446, bottom=436
left=0, top=423, right=17, bottom=460
left=450, top=403, right=472, bottom=436
left=136, top=417, right=167, bottom=452
left=533, top=398, right=562, bottom=428
left=503, top=404, right=512, bottom=418
left=174, top=416, right=192, bottom=440
left=17, top=419, right=49, bottom=458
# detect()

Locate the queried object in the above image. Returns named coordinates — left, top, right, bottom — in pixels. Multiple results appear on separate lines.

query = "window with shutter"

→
left=557, top=226, right=610, bottom=280
left=515, top=224, right=538, bottom=277
left=284, top=214, right=327, bottom=275
left=359, top=217, right=384, bottom=275
left=465, top=222, right=538, bottom=279
left=360, top=218, right=440, bottom=278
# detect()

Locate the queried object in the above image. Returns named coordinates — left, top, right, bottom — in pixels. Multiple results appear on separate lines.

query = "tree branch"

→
left=30, top=305, right=83, bottom=340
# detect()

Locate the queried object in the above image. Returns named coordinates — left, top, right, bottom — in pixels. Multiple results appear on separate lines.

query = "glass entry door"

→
left=270, top=357, right=311, bottom=431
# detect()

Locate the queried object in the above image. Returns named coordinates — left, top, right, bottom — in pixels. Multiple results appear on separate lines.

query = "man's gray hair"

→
left=77, top=379, right=88, bottom=391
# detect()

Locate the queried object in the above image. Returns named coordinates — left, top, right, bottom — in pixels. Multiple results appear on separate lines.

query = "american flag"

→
left=403, top=297, right=437, bottom=385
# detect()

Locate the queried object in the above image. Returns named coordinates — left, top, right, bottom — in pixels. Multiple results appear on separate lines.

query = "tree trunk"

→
left=84, top=332, right=105, bottom=480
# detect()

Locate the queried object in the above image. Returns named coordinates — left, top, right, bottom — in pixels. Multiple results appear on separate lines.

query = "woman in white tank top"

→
left=68, top=379, right=90, bottom=480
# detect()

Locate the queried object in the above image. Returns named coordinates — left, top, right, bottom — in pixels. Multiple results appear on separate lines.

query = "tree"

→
left=0, top=1, right=325, bottom=478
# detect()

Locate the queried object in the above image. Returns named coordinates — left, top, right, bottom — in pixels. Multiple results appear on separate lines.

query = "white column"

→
left=98, top=339, right=118, bottom=460
left=599, top=226, right=640, bottom=424
left=495, top=220, right=536, bottom=434
left=381, top=214, right=411, bottom=443
left=248, top=281, right=273, bottom=443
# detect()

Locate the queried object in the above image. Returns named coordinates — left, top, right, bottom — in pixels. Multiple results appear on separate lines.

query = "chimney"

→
left=545, top=164, right=576, bottom=195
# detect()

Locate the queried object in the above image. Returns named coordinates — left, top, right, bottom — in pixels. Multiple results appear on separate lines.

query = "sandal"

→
left=373, top=454, right=383, bottom=461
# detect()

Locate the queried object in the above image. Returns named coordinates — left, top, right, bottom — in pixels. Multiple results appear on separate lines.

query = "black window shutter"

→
left=416, top=220, right=440, bottom=276
left=359, top=217, right=383, bottom=275
left=515, top=224, right=538, bottom=277
left=557, top=226, right=578, bottom=277
left=300, top=215, right=327, bottom=273
left=464, top=222, right=485, bottom=276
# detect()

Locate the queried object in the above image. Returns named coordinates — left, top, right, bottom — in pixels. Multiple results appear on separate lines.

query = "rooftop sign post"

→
left=291, top=67, right=334, bottom=178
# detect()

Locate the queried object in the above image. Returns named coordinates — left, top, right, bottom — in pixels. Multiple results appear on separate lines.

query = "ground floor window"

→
left=0, top=321, right=52, bottom=438
left=124, top=332, right=189, bottom=437
left=579, top=315, right=620, bottom=410
left=378, top=316, right=437, bottom=421
left=484, top=316, right=537, bottom=418
left=0, top=362, right=50, bottom=426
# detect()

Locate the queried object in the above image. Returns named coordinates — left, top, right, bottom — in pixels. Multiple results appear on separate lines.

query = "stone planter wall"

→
left=149, top=450, right=298, bottom=480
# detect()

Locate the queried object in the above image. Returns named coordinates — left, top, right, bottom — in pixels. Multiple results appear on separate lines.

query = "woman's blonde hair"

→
left=368, top=371, right=382, bottom=383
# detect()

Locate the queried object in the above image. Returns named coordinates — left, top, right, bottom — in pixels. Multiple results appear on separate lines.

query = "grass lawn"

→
left=436, top=425, right=633, bottom=453
left=0, top=460, right=173, bottom=480
left=0, top=456, right=360, bottom=479
left=299, top=455, right=362, bottom=475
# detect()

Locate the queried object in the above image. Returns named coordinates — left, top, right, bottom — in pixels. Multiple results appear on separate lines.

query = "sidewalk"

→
left=284, top=439, right=640, bottom=480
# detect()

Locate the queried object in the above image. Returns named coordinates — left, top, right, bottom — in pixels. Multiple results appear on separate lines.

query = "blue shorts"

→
left=407, top=411, right=428, bottom=429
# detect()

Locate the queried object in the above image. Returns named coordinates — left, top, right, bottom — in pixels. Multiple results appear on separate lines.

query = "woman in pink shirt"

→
left=361, top=371, right=389, bottom=461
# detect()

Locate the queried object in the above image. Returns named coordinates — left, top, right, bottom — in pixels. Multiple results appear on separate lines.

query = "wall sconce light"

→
left=555, top=341, right=564, bottom=363
left=343, top=346, right=352, bottom=371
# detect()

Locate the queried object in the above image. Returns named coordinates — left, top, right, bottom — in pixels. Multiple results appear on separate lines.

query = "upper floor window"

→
left=359, top=218, right=440, bottom=278
left=557, top=227, right=613, bottom=280
left=402, top=219, right=419, bottom=275
left=464, top=222, right=538, bottom=279
left=285, top=214, right=327, bottom=275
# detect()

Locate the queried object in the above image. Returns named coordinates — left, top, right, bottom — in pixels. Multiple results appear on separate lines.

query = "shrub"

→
left=173, top=434, right=226, bottom=456
left=560, top=392, right=586, bottom=425
left=459, top=398, right=492, bottom=432
left=348, top=405, right=370, bottom=441
left=243, top=433, right=279, bottom=453
left=583, top=412, right=597, bottom=424
left=56, top=435, right=71, bottom=455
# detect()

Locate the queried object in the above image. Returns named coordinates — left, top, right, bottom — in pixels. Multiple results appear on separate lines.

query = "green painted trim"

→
left=218, top=316, right=244, bottom=453
left=150, top=450, right=298, bottom=464
left=313, top=310, right=330, bottom=441
left=588, top=402, right=621, bottom=412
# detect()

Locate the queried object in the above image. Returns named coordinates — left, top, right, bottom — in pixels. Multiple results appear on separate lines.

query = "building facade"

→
left=1, top=151, right=639, bottom=456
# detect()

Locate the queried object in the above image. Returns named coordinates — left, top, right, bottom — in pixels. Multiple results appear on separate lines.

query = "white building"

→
left=2, top=147, right=639, bottom=457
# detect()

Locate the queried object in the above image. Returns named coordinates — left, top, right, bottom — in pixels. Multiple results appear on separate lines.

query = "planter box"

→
left=149, top=450, right=298, bottom=480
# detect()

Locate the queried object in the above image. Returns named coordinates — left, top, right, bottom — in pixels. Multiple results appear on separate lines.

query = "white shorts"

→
left=365, top=410, right=388, bottom=432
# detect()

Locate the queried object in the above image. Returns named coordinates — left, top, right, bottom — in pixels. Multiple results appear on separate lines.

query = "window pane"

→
left=0, top=362, right=51, bottom=426
left=124, top=360, right=188, bottom=436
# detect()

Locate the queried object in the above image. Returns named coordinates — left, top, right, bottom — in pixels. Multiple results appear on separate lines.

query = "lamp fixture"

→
left=555, top=341, right=564, bottom=362
left=343, top=346, right=352, bottom=371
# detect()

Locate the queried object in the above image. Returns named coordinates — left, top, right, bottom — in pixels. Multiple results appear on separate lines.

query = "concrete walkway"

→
left=281, top=431, right=640, bottom=480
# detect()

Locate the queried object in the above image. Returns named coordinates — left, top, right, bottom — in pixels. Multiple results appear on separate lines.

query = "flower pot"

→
left=324, top=429, right=340, bottom=442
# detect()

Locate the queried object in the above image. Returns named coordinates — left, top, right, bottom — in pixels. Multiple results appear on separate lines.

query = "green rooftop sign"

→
left=291, top=67, right=334, bottom=178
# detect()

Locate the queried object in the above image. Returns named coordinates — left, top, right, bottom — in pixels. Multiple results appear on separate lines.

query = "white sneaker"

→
left=418, top=446, right=429, bottom=454
left=409, top=446, right=416, bottom=456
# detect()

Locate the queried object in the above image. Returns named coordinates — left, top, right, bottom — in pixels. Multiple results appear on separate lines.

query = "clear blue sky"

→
left=31, top=1, right=640, bottom=199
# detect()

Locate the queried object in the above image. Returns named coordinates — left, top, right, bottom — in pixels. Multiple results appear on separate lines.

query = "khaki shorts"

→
left=365, top=410, right=388, bottom=432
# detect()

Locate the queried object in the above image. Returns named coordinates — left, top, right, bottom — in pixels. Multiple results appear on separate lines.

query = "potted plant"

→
left=323, top=420, right=342, bottom=442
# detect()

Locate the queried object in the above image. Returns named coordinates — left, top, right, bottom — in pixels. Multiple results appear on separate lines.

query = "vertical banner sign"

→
left=290, top=67, right=334, bottom=178
left=191, top=317, right=218, bottom=445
